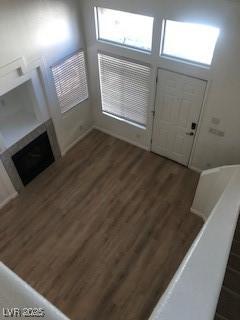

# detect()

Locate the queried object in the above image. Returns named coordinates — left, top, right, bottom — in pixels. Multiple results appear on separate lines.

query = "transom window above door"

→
left=161, top=20, right=220, bottom=66
left=95, top=7, right=154, bottom=52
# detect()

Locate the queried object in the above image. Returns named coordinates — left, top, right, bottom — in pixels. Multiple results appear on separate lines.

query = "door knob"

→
left=186, top=132, right=194, bottom=136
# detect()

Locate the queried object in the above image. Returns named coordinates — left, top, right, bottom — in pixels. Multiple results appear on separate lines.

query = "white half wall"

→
left=191, top=165, right=239, bottom=220
left=0, top=262, right=69, bottom=320
left=0, top=161, right=17, bottom=209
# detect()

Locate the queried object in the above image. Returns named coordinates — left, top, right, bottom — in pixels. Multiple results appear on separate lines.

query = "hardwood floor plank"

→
left=0, top=130, right=202, bottom=320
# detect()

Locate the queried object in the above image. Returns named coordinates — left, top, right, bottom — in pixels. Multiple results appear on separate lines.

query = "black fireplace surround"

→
left=12, top=132, right=55, bottom=186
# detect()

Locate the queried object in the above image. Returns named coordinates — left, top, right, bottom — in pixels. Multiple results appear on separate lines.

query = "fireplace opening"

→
left=12, top=132, right=55, bottom=186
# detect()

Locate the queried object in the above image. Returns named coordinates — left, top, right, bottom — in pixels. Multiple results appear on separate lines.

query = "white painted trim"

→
left=188, top=79, right=211, bottom=168
left=0, top=72, right=32, bottom=97
left=62, top=127, right=93, bottom=156
left=215, top=313, right=229, bottom=320
left=188, top=165, right=202, bottom=173
left=102, top=111, right=146, bottom=130
left=0, top=192, right=18, bottom=209
left=93, top=125, right=149, bottom=151
left=26, top=56, right=43, bottom=71
left=190, top=207, right=205, bottom=221
left=0, top=57, right=27, bottom=77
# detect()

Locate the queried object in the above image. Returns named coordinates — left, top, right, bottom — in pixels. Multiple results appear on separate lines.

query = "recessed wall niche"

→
left=0, top=80, right=41, bottom=149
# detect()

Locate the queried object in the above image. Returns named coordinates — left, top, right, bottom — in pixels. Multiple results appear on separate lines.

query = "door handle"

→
left=186, top=132, right=194, bottom=136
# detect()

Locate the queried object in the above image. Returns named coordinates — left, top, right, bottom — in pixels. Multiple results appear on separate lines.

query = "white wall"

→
left=0, top=83, right=33, bottom=120
left=191, top=165, right=239, bottom=220
left=81, top=0, right=240, bottom=170
left=0, top=161, right=17, bottom=209
left=0, top=0, right=92, bottom=154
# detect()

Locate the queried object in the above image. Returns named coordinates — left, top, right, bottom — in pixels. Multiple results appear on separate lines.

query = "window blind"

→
left=98, top=53, right=151, bottom=126
left=51, top=51, right=89, bottom=113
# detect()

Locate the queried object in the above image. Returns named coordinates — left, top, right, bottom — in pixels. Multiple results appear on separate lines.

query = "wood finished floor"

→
left=0, top=130, right=203, bottom=320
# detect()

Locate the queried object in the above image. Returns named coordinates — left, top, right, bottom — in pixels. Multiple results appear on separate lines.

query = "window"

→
left=161, top=20, right=220, bottom=65
left=51, top=51, right=89, bottom=113
left=96, top=7, right=154, bottom=51
left=98, top=53, right=151, bottom=126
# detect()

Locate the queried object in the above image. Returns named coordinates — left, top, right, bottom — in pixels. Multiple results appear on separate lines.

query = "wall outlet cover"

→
left=209, top=127, right=225, bottom=137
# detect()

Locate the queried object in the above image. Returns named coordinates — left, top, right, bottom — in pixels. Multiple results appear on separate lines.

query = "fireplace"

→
left=0, top=59, right=61, bottom=193
left=12, top=132, right=55, bottom=186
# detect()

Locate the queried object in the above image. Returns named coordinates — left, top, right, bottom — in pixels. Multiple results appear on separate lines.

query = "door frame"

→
left=150, top=67, right=209, bottom=169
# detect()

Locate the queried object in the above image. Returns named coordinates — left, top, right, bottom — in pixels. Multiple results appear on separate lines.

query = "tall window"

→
left=51, top=51, right=89, bottom=113
left=161, top=20, right=220, bottom=65
left=96, top=7, right=154, bottom=51
left=98, top=53, right=151, bottom=126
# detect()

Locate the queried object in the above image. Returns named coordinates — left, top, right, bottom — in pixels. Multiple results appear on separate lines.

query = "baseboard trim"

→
left=190, top=207, right=206, bottom=221
left=215, top=312, right=230, bottom=320
left=93, top=125, right=149, bottom=151
left=62, top=127, right=93, bottom=156
left=189, top=165, right=202, bottom=173
left=0, top=192, right=18, bottom=209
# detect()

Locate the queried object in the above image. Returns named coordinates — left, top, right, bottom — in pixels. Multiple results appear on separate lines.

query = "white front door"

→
left=152, top=69, right=207, bottom=166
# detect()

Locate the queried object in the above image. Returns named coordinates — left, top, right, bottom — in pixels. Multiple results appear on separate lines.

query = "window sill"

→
left=60, top=97, right=88, bottom=115
left=102, top=111, right=146, bottom=130
left=160, top=54, right=211, bottom=70
left=97, top=39, right=152, bottom=56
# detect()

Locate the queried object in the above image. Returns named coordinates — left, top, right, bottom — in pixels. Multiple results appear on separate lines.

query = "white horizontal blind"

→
left=98, top=53, right=151, bottom=126
left=51, top=51, right=89, bottom=113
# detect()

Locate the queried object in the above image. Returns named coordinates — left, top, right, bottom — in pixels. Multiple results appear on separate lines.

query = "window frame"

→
left=160, top=19, right=220, bottom=67
left=51, top=49, right=89, bottom=114
left=95, top=7, right=154, bottom=53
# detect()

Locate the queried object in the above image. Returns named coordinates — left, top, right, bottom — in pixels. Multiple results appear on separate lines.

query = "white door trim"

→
left=188, top=79, right=211, bottom=169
